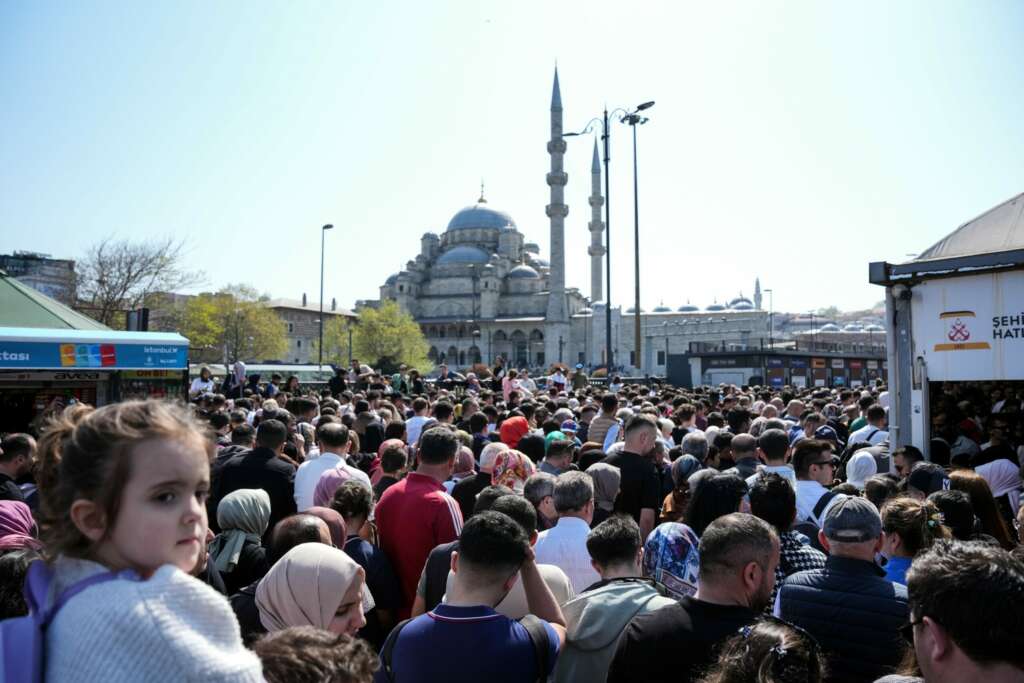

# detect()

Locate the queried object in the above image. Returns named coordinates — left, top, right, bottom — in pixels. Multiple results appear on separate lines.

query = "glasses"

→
left=900, top=616, right=925, bottom=644
left=811, top=460, right=835, bottom=469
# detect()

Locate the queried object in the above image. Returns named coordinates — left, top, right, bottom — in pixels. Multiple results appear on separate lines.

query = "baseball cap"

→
left=560, top=419, right=578, bottom=434
left=822, top=495, right=881, bottom=543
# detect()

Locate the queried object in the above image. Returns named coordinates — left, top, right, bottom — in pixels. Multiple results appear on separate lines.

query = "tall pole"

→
left=319, top=224, right=333, bottom=372
left=602, top=108, right=613, bottom=369
left=765, top=288, right=774, bottom=349
left=631, top=120, right=641, bottom=372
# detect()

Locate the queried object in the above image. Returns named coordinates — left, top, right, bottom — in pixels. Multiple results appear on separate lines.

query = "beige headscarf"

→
left=586, top=462, right=622, bottom=512
left=255, top=542, right=374, bottom=632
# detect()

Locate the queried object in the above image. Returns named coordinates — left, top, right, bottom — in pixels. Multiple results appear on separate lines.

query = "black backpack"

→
left=378, top=614, right=551, bottom=682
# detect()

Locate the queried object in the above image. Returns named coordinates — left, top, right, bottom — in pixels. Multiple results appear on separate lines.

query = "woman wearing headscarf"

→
left=255, top=542, right=374, bottom=636
left=586, top=462, right=621, bottom=528
left=314, top=468, right=356, bottom=508
left=641, top=522, right=701, bottom=600
left=0, top=500, right=41, bottom=551
left=305, top=506, right=348, bottom=548
left=976, top=458, right=1022, bottom=524
left=499, top=416, right=530, bottom=449
left=443, top=446, right=477, bottom=494
left=491, top=449, right=536, bottom=493
left=208, top=489, right=271, bottom=595
left=659, top=455, right=701, bottom=524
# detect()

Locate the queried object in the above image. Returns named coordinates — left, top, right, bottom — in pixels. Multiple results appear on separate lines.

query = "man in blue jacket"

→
left=777, top=495, right=908, bottom=683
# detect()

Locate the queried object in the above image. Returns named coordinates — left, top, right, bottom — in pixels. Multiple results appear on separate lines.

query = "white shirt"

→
left=189, top=377, right=214, bottom=395
left=293, top=451, right=371, bottom=511
left=533, top=516, right=601, bottom=594
left=405, top=415, right=430, bottom=446
left=795, top=480, right=845, bottom=526
left=747, top=465, right=798, bottom=491
left=848, top=424, right=888, bottom=446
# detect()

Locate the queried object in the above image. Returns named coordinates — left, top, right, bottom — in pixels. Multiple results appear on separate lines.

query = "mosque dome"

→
left=652, top=305, right=671, bottom=313
left=863, top=323, right=885, bottom=332
left=626, top=306, right=645, bottom=314
left=820, top=323, right=841, bottom=332
left=508, top=264, right=540, bottom=279
left=705, top=303, right=726, bottom=312
left=446, top=202, right=516, bottom=231
left=843, top=323, right=864, bottom=332
left=385, top=273, right=399, bottom=285
left=731, top=301, right=754, bottom=311
left=531, top=258, right=550, bottom=268
left=436, top=245, right=491, bottom=265
left=677, top=303, right=700, bottom=312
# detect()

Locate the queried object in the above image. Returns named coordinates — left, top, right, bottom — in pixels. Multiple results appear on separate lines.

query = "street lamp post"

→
left=765, top=288, right=774, bottom=349
left=564, top=100, right=653, bottom=373
left=319, top=224, right=334, bottom=372
left=622, top=103, right=653, bottom=372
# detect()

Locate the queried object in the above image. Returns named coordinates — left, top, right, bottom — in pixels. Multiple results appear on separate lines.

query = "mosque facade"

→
left=376, top=70, right=770, bottom=375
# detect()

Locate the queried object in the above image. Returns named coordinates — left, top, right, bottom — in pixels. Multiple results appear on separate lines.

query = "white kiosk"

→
left=870, top=192, right=1024, bottom=452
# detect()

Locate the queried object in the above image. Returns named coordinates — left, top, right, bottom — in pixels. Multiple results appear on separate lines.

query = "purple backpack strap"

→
left=1, top=560, right=138, bottom=683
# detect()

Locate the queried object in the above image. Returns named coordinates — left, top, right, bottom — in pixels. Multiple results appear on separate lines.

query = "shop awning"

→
left=0, top=327, right=190, bottom=370
left=0, top=271, right=110, bottom=330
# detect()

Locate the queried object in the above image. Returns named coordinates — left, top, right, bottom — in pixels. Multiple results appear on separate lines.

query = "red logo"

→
left=947, top=319, right=970, bottom=342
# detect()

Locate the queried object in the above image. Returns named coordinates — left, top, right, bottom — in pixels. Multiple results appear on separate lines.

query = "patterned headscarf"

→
left=670, top=455, right=702, bottom=488
left=208, top=489, right=271, bottom=574
left=491, top=449, right=536, bottom=493
left=642, top=522, right=701, bottom=600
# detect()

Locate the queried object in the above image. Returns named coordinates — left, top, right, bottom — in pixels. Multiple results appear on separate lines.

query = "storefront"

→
left=0, top=327, right=189, bottom=433
left=870, top=191, right=1024, bottom=452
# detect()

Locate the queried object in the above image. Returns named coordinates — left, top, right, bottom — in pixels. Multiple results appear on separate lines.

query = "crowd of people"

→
left=1, top=364, right=1023, bottom=682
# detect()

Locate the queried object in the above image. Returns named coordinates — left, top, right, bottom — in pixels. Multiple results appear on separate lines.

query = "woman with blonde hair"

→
left=879, top=496, right=949, bottom=585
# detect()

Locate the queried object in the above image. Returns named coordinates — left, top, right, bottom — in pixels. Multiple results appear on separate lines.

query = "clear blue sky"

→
left=3, top=1, right=1023, bottom=314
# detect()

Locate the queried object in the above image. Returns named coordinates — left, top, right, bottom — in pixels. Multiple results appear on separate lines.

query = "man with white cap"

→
left=845, top=450, right=879, bottom=491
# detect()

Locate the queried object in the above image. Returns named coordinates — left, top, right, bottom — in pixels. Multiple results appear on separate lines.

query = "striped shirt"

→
left=376, top=472, right=463, bottom=619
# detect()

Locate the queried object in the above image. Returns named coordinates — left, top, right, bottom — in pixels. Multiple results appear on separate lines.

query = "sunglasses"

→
left=811, top=460, right=836, bottom=468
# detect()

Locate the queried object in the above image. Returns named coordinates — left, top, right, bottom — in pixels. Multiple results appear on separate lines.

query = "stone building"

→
left=264, top=295, right=357, bottom=364
left=375, top=70, right=770, bottom=375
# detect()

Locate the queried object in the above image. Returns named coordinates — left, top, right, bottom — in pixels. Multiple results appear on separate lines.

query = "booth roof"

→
left=0, top=326, right=189, bottom=346
left=913, top=191, right=1024, bottom=263
left=0, top=271, right=109, bottom=330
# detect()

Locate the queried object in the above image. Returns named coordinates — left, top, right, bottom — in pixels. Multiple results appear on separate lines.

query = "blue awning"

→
left=0, top=327, right=190, bottom=370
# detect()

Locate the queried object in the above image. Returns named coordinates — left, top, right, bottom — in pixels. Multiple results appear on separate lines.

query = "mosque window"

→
left=399, top=285, right=404, bottom=292
left=657, top=350, right=665, bottom=365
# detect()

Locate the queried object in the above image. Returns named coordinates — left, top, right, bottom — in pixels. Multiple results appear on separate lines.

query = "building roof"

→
left=263, top=298, right=357, bottom=317
left=436, top=245, right=492, bottom=265
left=446, top=202, right=517, bottom=232
left=914, top=191, right=1024, bottom=263
left=0, top=270, right=108, bottom=330
left=508, top=264, right=540, bottom=279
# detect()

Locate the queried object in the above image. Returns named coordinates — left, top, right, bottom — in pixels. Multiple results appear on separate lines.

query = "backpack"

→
left=378, top=613, right=551, bottom=682
left=0, top=560, right=136, bottom=682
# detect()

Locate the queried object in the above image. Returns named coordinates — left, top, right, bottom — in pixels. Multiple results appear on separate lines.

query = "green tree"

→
left=176, top=285, right=287, bottom=363
left=313, top=316, right=356, bottom=367
left=350, top=301, right=431, bottom=373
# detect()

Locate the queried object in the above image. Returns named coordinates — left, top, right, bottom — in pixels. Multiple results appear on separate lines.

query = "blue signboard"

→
left=766, top=358, right=785, bottom=367
left=0, top=340, right=187, bottom=370
left=790, top=359, right=809, bottom=368
left=770, top=376, right=784, bottom=388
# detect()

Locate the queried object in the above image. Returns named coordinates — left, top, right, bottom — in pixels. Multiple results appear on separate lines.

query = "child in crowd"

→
left=33, top=400, right=262, bottom=682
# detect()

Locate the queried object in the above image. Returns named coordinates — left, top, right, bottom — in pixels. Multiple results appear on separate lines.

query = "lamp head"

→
left=636, top=101, right=655, bottom=111
left=323, top=224, right=334, bottom=230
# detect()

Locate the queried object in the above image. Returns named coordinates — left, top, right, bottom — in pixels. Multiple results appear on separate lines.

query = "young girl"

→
left=35, top=400, right=262, bottom=682
left=880, top=496, right=950, bottom=585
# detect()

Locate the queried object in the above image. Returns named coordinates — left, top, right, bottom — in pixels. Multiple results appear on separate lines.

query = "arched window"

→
left=468, top=345, right=482, bottom=364
left=428, top=346, right=439, bottom=362
left=447, top=346, right=459, bottom=364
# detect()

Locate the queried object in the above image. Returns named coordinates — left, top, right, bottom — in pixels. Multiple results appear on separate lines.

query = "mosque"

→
left=376, top=70, right=769, bottom=375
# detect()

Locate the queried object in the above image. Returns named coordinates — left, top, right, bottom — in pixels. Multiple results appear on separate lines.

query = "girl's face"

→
left=98, top=438, right=210, bottom=577
left=328, top=568, right=367, bottom=636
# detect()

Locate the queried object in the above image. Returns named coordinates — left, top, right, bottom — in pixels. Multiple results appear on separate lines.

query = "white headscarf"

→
left=256, top=543, right=374, bottom=632
left=208, top=489, right=270, bottom=574
left=977, top=459, right=1021, bottom=516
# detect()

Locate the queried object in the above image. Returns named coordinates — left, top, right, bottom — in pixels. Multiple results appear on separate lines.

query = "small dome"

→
left=864, top=323, right=885, bottom=332
left=531, top=258, right=550, bottom=268
left=626, top=306, right=645, bottom=314
left=653, top=305, right=671, bottom=313
left=843, top=323, right=864, bottom=332
left=677, top=303, right=700, bottom=312
left=524, top=243, right=540, bottom=254
left=728, top=295, right=753, bottom=309
left=446, top=203, right=516, bottom=231
left=820, top=323, right=841, bottom=332
left=731, top=301, right=754, bottom=310
left=385, top=273, right=399, bottom=285
left=436, top=245, right=491, bottom=265
left=705, top=303, right=726, bottom=312
left=508, top=264, right=540, bottom=279
left=578, top=307, right=594, bottom=315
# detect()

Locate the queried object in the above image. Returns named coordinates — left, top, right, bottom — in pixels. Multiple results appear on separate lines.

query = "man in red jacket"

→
left=375, top=426, right=464, bottom=618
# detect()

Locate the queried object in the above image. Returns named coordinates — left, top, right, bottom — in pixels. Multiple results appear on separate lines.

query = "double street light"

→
left=564, top=100, right=654, bottom=372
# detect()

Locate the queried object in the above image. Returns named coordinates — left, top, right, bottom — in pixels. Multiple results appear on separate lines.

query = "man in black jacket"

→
left=777, top=495, right=908, bottom=683
left=209, top=419, right=296, bottom=542
left=608, top=513, right=779, bottom=683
